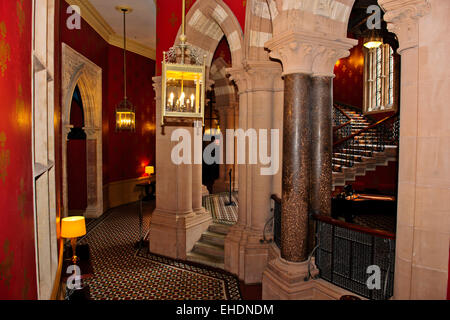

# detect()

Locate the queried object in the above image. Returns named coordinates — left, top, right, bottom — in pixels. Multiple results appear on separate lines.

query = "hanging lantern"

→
left=363, top=29, right=383, bottom=49
left=161, top=0, right=206, bottom=127
left=115, top=6, right=136, bottom=132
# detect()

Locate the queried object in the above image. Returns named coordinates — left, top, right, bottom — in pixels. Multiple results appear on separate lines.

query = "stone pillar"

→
left=310, top=76, right=333, bottom=217
left=192, top=122, right=205, bottom=214
left=281, top=73, right=311, bottom=262
left=150, top=77, right=212, bottom=260
left=84, top=127, right=103, bottom=218
left=379, top=0, right=448, bottom=300
left=262, top=31, right=355, bottom=299
left=224, top=62, right=283, bottom=284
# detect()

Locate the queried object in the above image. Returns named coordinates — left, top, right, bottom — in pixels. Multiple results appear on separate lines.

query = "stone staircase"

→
left=332, top=105, right=399, bottom=189
left=186, top=223, right=231, bottom=269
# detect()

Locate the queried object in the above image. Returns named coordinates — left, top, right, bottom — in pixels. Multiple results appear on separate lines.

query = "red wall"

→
left=333, top=37, right=365, bottom=109
left=59, top=1, right=156, bottom=184
left=351, top=161, right=398, bottom=195
left=155, top=0, right=246, bottom=75
left=0, top=0, right=37, bottom=299
left=213, top=37, right=232, bottom=66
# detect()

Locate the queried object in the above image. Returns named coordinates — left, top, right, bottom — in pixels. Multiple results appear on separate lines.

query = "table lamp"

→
left=61, top=216, right=87, bottom=264
left=145, top=166, right=154, bottom=177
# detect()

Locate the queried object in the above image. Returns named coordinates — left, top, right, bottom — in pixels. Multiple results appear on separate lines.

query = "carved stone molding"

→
left=379, top=0, right=431, bottom=54
left=61, top=43, right=103, bottom=218
left=84, top=127, right=100, bottom=140
left=265, top=31, right=356, bottom=76
left=228, top=61, right=283, bottom=93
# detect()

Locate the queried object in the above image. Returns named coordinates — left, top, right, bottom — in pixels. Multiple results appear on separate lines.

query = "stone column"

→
left=224, top=62, right=283, bottom=284
left=281, top=73, right=312, bottom=262
left=310, top=76, right=333, bottom=217
left=150, top=77, right=212, bottom=260
left=262, top=31, right=355, bottom=299
left=379, top=0, right=448, bottom=300
left=84, top=127, right=103, bottom=218
left=215, top=105, right=230, bottom=193
left=192, top=121, right=205, bottom=214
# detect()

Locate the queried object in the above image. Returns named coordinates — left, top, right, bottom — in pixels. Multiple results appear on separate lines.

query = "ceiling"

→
left=89, top=0, right=157, bottom=49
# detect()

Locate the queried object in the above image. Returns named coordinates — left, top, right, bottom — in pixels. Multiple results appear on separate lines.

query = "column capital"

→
left=227, top=61, right=283, bottom=93
left=379, top=0, right=431, bottom=54
left=265, top=31, right=357, bottom=77
left=83, top=126, right=100, bottom=140
left=152, top=76, right=162, bottom=100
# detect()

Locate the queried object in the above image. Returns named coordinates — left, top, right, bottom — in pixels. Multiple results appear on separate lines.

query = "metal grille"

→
left=315, top=220, right=395, bottom=300
left=273, top=198, right=282, bottom=249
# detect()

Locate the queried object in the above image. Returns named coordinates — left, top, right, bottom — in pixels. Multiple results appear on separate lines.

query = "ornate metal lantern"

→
left=115, top=6, right=136, bottom=132
left=161, top=0, right=206, bottom=126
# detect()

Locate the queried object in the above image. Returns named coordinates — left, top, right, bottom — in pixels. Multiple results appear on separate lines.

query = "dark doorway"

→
left=67, top=85, right=88, bottom=213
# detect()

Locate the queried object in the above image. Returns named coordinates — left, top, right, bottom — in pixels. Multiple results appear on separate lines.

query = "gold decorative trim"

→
left=65, top=0, right=156, bottom=60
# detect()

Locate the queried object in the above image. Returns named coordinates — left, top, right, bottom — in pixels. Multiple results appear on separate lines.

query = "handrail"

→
left=50, top=237, right=65, bottom=300
left=333, top=113, right=398, bottom=147
left=271, top=194, right=281, bottom=204
left=333, top=104, right=352, bottom=132
left=333, top=120, right=352, bottom=132
left=312, top=213, right=396, bottom=240
left=333, top=104, right=352, bottom=121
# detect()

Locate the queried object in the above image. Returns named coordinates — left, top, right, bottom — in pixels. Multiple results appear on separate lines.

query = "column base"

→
left=149, top=209, right=212, bottom=260
left=262, top=244, right=362, bottom=300
left=224, top=225, right=270, bottom=284
left=85, top=204, right=102, bottom=219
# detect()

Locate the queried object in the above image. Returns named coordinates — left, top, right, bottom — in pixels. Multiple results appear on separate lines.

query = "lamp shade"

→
left=145, top=166, right=155, bottom=175
left=61, top=216, right=86, bottom=239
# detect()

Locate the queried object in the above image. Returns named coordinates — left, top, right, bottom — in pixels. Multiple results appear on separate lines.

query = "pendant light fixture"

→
left=363, top=28, right=383, bottom=49
left=115, top=6, right=136, bottom=132
left=161, top=0, right=206, bottom=127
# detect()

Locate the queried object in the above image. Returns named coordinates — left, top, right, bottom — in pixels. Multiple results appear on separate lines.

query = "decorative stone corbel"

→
left=379, top=0, right=431, bottom=54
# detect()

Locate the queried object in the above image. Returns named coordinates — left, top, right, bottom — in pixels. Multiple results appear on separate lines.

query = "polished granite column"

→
left=281, top=73, right=312, bottom=263
left=310, top=76, right=333, bottom=217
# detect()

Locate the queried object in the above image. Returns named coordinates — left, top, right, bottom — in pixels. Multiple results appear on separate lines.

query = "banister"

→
left=312, top=213, right=396, bottom=240
left=333, top=113, right=399, bottom=147
left=333, top=120, right=352, bottom=132
left=271, top=194, right=281, bottom=204
left=333, top=104, right=352, bottom=121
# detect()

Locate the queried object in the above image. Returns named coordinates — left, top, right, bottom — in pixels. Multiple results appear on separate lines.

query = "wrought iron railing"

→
left=313, top=214, right=396, bottom=300
left=333, top=104, right=353, bottom=141
left=270, top=195, right=396, bottom=300
left=333, top=114, right=399, bottom=170
left=271, top=195, right=282, bottom=249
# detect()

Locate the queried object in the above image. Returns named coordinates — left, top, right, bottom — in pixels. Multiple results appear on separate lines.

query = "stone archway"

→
left=173, top=0, right=244, bottom=68
left=62, top=43, right=103, bottom=218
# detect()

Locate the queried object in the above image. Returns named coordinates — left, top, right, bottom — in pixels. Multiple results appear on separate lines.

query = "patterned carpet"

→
left=202, top=192, right=238, bottom=225
left=79, top=202, right=241, bottom=300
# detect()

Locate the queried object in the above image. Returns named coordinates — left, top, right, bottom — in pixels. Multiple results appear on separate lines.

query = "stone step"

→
left=192, top=241, right=224, bottom=259
left=186, top=252, right=224, bottom=269
left=208, top=223, right=231, bottom=236
left=201, top=231, right=226, bottom=247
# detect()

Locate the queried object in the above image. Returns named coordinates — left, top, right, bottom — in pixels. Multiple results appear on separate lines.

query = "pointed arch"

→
left=172, top=0, right=244, bottom=68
